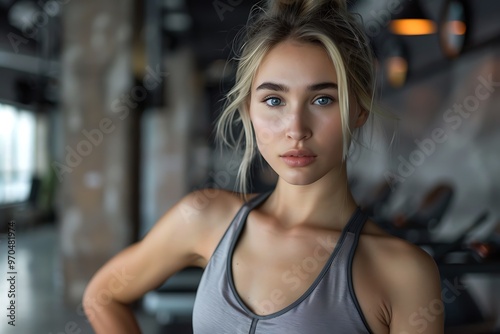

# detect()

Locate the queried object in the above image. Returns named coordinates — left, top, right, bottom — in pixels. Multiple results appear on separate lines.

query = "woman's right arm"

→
left=83, top=190, right=226, bottom=333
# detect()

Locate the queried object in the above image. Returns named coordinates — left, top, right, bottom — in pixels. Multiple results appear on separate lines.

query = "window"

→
left=0, top=103, right=36, bottom=204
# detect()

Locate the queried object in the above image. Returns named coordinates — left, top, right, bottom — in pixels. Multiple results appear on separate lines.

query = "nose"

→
left=285, top=110, right=312, bottom=141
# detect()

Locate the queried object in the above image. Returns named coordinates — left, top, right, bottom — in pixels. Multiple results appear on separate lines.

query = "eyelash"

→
left=263, top=97, right=282, bottom=107
left=314, top=96, right=336, bottom=106
left=262, top=95, right=336, bottom=107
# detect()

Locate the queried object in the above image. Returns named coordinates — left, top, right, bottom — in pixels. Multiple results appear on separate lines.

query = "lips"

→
left=280, top=149, right=317, bottom=158
left=280, top=149, right=317, bottom=167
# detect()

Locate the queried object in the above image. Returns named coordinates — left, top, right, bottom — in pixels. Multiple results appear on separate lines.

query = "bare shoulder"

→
left=84, top=189, right=249, bottom=306
left=174, top=188, right=244, bottom=225
left=175, top=188, right=254, bottom=267
left=360, top=221, right=440, bottom=285
left=359, top=220, right=444, bottom=333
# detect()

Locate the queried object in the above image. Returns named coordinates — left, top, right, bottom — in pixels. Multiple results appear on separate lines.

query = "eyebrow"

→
left=255, top=82, right=338, bottom=92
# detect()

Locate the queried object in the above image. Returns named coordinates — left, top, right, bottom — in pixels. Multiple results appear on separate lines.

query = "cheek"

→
left=315, top=113, right=344, bottom=150
left=251, top=112, right=285, bottom=147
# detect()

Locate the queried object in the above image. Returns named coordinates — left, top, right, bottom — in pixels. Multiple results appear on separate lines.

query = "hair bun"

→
left=266, top=0, right=347, bottom=17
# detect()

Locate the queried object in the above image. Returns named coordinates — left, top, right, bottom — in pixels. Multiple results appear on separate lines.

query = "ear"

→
left=353, top=107, right=368, bottom=128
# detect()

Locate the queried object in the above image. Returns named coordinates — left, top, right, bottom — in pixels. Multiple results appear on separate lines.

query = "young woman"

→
left=83, top=0, right=444, bottom=333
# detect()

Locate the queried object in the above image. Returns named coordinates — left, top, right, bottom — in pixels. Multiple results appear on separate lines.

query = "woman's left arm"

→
left=387, top=243, right=445, bottom=334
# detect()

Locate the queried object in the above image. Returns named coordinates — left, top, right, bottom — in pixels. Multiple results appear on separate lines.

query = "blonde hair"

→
left=215, top=0, right=377, bottom=197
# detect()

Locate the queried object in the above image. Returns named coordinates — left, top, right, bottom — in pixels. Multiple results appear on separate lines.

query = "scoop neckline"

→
left=226, top=193, right=361, bottom=320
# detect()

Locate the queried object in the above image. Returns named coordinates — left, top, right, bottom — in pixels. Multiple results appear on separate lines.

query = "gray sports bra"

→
left=192, top=191, right=373, bottom=334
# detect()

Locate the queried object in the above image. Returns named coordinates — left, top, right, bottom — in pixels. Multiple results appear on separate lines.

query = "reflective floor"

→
left=0, top=223, right=191, bottom=334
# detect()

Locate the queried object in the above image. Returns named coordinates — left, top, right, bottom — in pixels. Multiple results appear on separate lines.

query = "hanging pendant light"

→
left=439, top=0, right=469, bottom=58
left=390, top=0, right=436, bottom=36
left=383, top=37, right=409, bottom=88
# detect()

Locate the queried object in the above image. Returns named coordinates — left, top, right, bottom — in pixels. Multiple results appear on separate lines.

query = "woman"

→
left=83, top=0, right=444, bottom=333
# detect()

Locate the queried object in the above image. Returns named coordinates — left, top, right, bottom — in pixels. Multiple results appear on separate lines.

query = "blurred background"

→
left=0, top=0, right=499, bottom=333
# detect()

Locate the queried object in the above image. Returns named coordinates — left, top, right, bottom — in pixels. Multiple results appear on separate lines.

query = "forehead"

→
left=252, top=40, right=338, bottom=89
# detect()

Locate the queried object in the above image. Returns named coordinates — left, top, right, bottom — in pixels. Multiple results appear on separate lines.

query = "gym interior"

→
left=0, top=0, right=499, bottom=333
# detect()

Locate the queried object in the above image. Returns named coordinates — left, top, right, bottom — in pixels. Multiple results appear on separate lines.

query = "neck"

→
left=261, top=165, right=358, bottom=230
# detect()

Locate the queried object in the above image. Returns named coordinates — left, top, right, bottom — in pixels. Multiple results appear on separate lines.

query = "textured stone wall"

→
left=140, top=47, right=206, bottom=237
left=58, top=0, right=134, bottom=305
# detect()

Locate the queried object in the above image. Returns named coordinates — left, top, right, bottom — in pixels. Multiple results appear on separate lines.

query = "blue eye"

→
left=264, top=97, right=283, bottom=107
left=314, top=97, right=333, bottom=106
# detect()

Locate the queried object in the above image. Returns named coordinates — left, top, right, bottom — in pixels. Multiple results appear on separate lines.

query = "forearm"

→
left=84, top=298, right=142, bottom=334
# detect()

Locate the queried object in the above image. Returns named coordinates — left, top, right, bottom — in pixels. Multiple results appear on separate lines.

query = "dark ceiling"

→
left=177, top=0, right=500, bottom=81
left=0, top=0, right=500, bottom=97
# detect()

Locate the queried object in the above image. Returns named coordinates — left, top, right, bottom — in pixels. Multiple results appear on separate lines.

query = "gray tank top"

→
left=192, top=191, right=373, bottom=334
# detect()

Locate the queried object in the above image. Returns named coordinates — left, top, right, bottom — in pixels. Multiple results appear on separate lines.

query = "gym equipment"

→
left=375, top=183, right=454, bottom=243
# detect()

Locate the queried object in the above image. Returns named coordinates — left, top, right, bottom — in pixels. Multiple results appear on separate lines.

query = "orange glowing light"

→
left=390, top=19, right=437, bottom=35
left=387, top=56, right=408, bottom=88
left=446, top=20, right=467, bottom=35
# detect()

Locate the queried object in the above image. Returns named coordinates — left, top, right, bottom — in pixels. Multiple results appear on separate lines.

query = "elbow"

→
left=82, top=280, right=99, bottom=322
left=83, top=276, right=115, bottom=322
left=82, top=275, right=129, bottom=322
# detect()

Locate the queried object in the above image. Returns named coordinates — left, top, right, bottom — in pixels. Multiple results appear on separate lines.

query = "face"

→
left=248, top=40, right=365, bottom=186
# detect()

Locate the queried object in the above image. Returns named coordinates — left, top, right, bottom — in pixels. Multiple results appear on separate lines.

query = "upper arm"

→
left=387, top=242, right=444, bottom=334
left=83, top=189, right=235, bottom=306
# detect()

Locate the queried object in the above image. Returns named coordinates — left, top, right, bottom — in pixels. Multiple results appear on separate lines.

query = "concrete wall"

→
left=58, top=0, right=135, bottom=305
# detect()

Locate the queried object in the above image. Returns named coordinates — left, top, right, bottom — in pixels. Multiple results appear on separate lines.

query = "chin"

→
left=283, top=179, right=318, bottom=186
left=278, top=170, right=325, bottom=186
